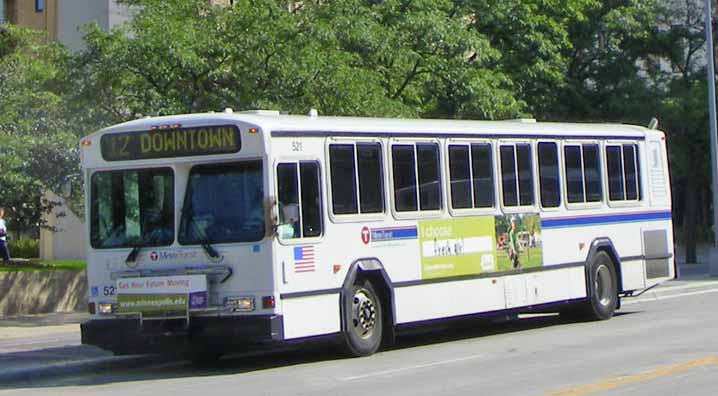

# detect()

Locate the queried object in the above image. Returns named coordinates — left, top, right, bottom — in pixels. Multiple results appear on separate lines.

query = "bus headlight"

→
left=97, top=302, right=115, bottom=314
left=225, top=296, right=254, bottom=312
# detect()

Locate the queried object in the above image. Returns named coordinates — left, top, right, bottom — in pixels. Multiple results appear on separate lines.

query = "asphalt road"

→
left=2, top=283, right=717, bottom=396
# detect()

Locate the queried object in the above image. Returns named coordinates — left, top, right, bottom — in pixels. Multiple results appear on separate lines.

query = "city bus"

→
left=79, top=109, right=674, bottom=360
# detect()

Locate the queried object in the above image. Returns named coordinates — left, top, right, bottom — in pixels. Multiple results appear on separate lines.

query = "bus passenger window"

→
left=501, top=143, right=534, bottom=207
left=516, top=144, right=534, bottom=206
left=623, top=144, right=639, bottom=200
left=564, top=145, right=584, bottom=203
left=300, top=162, right=322, bottom=237
left=606, top=145, right=625, bottom=201
left=392, top=145, right=418, bottom=212
left=449, top=145, right=472, bottom=209
left=277, top=163, right=300, bottom=239
left=329, top=144, right=358, bottom=214
left=538, top=142, right=560, bottom=208
left=500, top=145, right=518, bottom=206
left=471, top=144, right=494, bottom=208
left=417, top=143, right=441, bottom=210
left=357, top=143, right=384, bottom=213
left=583, top=144, right=602, bottom=202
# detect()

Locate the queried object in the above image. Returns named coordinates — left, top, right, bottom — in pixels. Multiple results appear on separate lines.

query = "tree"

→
left=0, top=25, right=80, bottom=233
left=69, top=0, right=524, bottom=120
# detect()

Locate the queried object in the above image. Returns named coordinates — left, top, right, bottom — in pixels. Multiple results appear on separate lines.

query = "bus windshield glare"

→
left=179, top=161, right=265, bottom=245
left=90, top=168, right=174, bottom=249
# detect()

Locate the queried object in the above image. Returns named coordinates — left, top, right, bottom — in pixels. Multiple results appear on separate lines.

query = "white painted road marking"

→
left=340, top=353, right=485, bottom=381
left=624, top=287, right=718, bottom=305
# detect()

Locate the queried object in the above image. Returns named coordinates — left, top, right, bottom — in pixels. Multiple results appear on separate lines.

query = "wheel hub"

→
left=595, top=264, right=612, bottom=307
left=352, top=290, right=377, bottom=338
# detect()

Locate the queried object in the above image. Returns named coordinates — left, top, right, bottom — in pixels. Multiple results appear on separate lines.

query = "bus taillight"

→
left=262, top=296, right=275, bottom=309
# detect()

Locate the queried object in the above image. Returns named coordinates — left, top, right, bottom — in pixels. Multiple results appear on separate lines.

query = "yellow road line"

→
left=546, top=355, right=718, bottom=396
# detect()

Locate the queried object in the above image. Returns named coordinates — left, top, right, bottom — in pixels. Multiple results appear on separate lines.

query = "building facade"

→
left=1, top=0, right=58, bottom=40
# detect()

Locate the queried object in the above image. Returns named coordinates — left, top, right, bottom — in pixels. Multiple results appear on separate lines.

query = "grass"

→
left=0, top=259, right=86, bottom=272
left=496, top=247, right=544, bottom=271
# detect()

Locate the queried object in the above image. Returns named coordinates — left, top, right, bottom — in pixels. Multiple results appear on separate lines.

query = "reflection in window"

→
left=91, top=168, right=174, bottom=249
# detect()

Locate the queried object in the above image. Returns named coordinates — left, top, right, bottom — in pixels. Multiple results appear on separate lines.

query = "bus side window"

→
left=538, top=142, right=560, bottom=208
left=500, top=143, right=534, bottom=207
left=606, top=143, right=640, bottom=202
left=392, top=145, right=419, bottom=212
left=329, top=144, right=358, bottom=214
left=277, top=163, right=300, bottom=239
left=300, top=162, right=322, bottom=237
left=471, top=143, right=494, bottom=208
left=277, top=161, right=324, bottom=239
left=448, top=143, right=494, bottom=210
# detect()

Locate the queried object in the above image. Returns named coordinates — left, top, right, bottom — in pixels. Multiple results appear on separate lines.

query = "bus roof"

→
left=91, top=110, right=653, bottom=140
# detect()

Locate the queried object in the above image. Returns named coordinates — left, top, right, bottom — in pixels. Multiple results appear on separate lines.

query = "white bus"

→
left=79, top=109, right=674, bottom=359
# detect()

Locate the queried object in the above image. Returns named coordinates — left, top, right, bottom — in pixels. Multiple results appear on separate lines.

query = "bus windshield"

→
left=90, top=168, right=174, bottom=249
left=179, top=161, right=265, bottom=245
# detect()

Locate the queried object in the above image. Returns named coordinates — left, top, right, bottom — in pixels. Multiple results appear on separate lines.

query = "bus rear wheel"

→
left=343, top=279, right=383, bottom=357
left=583, top=251, right=618, bottom=320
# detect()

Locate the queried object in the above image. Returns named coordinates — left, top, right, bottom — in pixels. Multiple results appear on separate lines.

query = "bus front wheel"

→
left=343, top=279, right=383, bottom=357
left=583, top=251, right=618, bottom=320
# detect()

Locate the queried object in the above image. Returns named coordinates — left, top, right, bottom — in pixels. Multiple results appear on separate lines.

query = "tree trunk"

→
left=684, top=175, right=698, bottom=264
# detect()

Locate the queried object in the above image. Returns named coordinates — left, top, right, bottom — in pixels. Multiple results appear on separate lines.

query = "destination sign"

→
left=100, top=125, right=241, bottom=161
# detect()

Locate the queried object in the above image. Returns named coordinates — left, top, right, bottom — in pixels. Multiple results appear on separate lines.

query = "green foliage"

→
left=0, top=0, right=713, bottom=254
left=0, top=25, right=81, bottom=232
left=0, top=258, right=86, bottom=272
left=7, top=239, right=39, bottom=259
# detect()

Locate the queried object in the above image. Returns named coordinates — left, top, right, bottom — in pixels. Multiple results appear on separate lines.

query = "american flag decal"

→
left=294, top=245, right=316, bottom=273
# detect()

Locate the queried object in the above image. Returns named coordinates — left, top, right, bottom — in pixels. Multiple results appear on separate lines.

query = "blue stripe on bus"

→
left=371, top=226, right=418, bottom=241
left=541, top=210, right=672, bottom=228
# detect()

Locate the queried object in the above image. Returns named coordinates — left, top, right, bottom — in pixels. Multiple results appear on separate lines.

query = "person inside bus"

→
left=277, top=203, right=300, bottom=239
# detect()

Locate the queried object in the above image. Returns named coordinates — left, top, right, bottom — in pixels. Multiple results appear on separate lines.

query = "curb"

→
left=0, top=354, right=170, bottom=386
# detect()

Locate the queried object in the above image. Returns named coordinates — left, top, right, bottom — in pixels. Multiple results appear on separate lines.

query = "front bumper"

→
left=81, top=314, right=284, bottom=355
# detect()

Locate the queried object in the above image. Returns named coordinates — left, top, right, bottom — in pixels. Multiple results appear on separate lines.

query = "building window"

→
left=35, top=0, right=44, bottom=12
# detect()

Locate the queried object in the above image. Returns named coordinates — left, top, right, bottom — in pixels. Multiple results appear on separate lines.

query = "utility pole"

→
left=705, top=0, right=718, bottom=248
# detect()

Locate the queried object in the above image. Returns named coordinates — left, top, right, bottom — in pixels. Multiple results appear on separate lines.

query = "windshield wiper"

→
left=182, top=206, right=222, bottom=263
left=124, top=231, right=162, bottom=266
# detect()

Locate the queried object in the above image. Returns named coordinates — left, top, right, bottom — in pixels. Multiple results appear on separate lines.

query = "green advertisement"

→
left=418, top=214, right=544, bottom=279
left=117, top=293, right=188, bottom=316
left=419, top=216, right=496, bottom=279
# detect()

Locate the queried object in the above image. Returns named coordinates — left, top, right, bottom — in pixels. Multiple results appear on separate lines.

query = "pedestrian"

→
left=0, top=207, right=9, bottom=262
left=508, top=216, right=520, bottom=269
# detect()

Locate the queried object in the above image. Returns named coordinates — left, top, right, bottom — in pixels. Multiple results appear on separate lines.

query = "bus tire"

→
left=582, top=251, right=618, bottom=320
left=343, top=279, right=383, bottom=357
